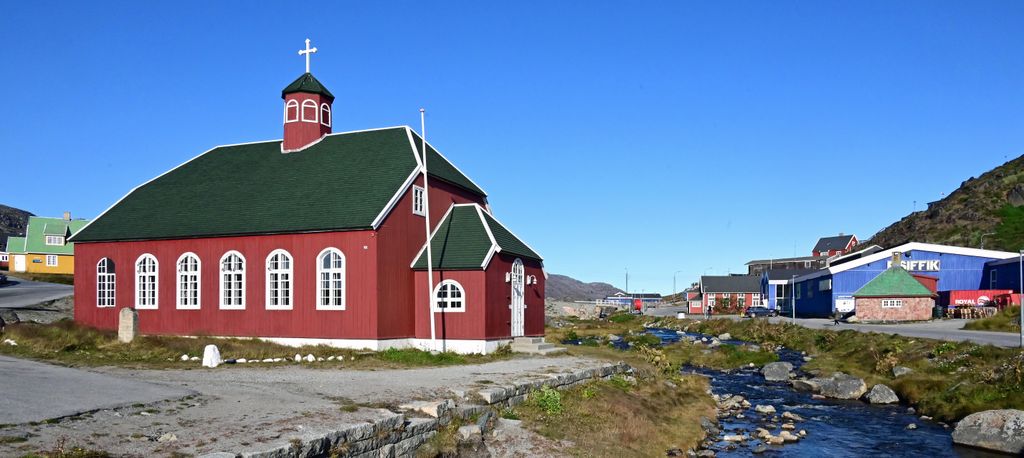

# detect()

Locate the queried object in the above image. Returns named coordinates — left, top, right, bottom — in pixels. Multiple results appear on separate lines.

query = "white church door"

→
left=510, top=258, right=525, bottom=337
left=13, top=255, right=26, bottom=272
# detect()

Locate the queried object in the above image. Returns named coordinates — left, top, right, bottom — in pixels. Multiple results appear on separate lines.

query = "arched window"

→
left=320, top=103, right=331, bottom=127
left=301, top=100, right=318, bottom=123
left=135, top=254, right=158, bottom=310
left=433, top=280, right=465, bottom=312
left=97, top=258, right=116, bottom=308
left=176, top=253, right=201, bottom=310
left=220, top=251, right=245, bottom=310
left=284, top=99, right=299, bottom=123
left=266, top=249, right=293, bottom=310
left=316, top=248, right=345, bottom=310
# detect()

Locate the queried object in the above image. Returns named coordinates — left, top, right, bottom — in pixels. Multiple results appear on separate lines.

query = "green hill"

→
left=867, top=155, right=1024, bottom=251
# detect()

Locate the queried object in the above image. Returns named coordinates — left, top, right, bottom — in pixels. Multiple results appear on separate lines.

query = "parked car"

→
left=743, top=305, right=778, bottom=318
left=0, top=273, right=6, bottom=284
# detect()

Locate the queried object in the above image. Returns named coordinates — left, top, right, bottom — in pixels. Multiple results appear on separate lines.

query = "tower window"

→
left=284, top=99, right=298, bottom=123
left=321, top=103, right=331, bottom=127
left=301, top=100, right=318, bottom=123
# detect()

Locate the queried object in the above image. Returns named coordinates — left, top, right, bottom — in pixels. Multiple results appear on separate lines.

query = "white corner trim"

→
left=371, top=167, right=422, bottom=230
left=410, top=203, right=457, bottom=268
left=475, top=204, right=500, bottom=269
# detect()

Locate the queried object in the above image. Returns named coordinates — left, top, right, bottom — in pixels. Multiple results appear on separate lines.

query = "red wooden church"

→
left=71, top=41, right=544, bottom=354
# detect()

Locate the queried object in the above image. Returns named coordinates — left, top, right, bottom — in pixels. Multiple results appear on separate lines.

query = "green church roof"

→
left=282, top=73, right=334, bottom=101
left=412, top=204, right=542, bottom=270
left=72, top=127, right=486, bottom=243
left=853, top=266, right=933, bottom=297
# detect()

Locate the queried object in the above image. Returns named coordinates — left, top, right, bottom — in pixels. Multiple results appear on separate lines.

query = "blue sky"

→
left=2, top=1, right=1022, bottom=294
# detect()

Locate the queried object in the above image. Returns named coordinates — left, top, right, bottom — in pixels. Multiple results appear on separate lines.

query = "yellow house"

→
left=5, top=213, right=88, bottom=275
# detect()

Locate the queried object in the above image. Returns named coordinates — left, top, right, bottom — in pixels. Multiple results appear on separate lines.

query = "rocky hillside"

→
left=0, top=204, right=33, bottom=251
left=867, top=155, right=1024, bottom=251
left=546, top=274, right=624, bottom=301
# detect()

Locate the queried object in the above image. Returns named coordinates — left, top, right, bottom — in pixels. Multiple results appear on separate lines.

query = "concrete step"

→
left=513, top=337, right=545, bottom=345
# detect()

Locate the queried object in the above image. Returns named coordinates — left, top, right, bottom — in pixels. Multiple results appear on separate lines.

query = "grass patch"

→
left=607, top=312, right=637, bottom=324
left=0, top=320, right=512, bottom=369
left=509, top=374, right=715, bottom=457
left=3, top=272, right=74, bottom=285
left=963, top=306, right=1021, bottom=333
left=416, top=419, right=462, bottom=458
left=20, top=437, right=110, bottom=458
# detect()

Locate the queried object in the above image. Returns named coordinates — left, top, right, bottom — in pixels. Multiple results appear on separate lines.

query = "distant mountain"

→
left=546, top=274, right=624, bottom=301
left=867, top=155, right=1024, bottom=251
left=0, top=204, right=33, bottom=252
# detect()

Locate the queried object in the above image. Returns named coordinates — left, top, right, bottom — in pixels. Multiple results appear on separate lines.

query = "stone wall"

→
left=199, top=362, right=630, bottom=458
left=855, top=296, right=934, bottom=322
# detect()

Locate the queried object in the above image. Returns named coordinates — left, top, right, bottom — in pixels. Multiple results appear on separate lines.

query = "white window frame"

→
left=284, top=99, right=299, bottom=123
left=219, top=251, right=246, bottom=310
left=412, top=185, right=426, bottom=216
left=45, top=235, right=64, bottom=246
left=320, top=103, right=331, bottom=127
left=265, top=249, right=293, bottom=310
left=1, top=254, right=7, bottom=262
left=97, top=258, right=116, bottom=308
left=301, top=99, right=318, bottom=123
left=135, top=254, right=158, bottom=310
left=881, top=299, right=903, bottom=308
left=45, top=255, right=58, bottom=266
left=752, top=293, right=761, bottom=306
left=316, top=247, right=346, bottom=311
left=432, top=279, right=466, bottom=312
left=707, top=296, right=716, bottom=307
left=176, top=252, right=201, bottom=310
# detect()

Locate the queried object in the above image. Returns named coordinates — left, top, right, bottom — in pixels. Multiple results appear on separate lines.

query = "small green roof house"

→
left=852, top=253, right=935, bottom=321
left=5, top=213, right=89, bottom=274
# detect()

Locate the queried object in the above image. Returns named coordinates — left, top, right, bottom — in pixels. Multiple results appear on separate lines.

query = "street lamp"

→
left=1011, top=248, right=1019, bottom=350
left=791, top=275, right=797, bottom=324
left=673, top=270, right=683, bottom=299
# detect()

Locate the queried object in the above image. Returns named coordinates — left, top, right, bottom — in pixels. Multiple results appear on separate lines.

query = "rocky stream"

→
left=586, top=328, right=1011, bottom=457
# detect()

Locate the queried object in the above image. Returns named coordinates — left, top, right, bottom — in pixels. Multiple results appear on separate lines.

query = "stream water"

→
left=570, top=327, right=1005, bottom=457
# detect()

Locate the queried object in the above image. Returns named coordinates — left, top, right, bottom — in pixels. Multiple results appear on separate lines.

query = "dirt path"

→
left=0, top=355, right=606, bottom=457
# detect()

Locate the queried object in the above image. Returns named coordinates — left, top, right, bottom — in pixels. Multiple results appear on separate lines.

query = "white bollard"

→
left=202, top=344, right=222, bottom=368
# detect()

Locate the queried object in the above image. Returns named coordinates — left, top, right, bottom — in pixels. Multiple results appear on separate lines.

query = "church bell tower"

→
left=281, top=39, right=334, bottom=152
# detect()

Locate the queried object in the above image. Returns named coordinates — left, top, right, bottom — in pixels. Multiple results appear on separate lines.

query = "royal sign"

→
left=885, top=260, right=940, bottom=271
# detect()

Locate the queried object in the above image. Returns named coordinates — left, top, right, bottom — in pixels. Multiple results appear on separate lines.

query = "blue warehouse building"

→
left=791, top=243, right=1017, bottom=317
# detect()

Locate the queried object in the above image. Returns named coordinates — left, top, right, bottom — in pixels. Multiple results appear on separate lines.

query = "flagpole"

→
left=421, top=109, right=437, bottom=350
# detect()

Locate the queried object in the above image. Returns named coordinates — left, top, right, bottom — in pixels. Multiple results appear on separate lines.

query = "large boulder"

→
left=952, top=409, right=1024, bottom=454
left=761, top=362, right=794, bottom=382
left=812, top=373, right=867, bottom=400
left=864, top=384, right=899, bottom=404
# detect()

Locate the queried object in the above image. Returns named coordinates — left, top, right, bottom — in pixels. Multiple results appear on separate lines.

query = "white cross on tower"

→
left=298, top=38, right=318, bottom=73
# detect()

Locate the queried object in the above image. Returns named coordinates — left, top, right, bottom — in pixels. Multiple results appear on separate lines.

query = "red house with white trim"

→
left=71, top=43, right=544, bottom=354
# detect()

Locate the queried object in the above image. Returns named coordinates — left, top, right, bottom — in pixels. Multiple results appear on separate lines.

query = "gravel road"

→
left=0, top=355, right=605, bottom=457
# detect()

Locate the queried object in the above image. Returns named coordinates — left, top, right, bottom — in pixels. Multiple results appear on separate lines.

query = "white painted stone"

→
left=202, top=345, right=222, bottom=368
left=295, top=354, right=302, bottom=362
left=189, top=356, right=199, bottom=361
left=180, top=354, right=190, bottom=361
left=305, top=354, right=315, bottom=362
left=118, top=307, right=139, bottom=343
